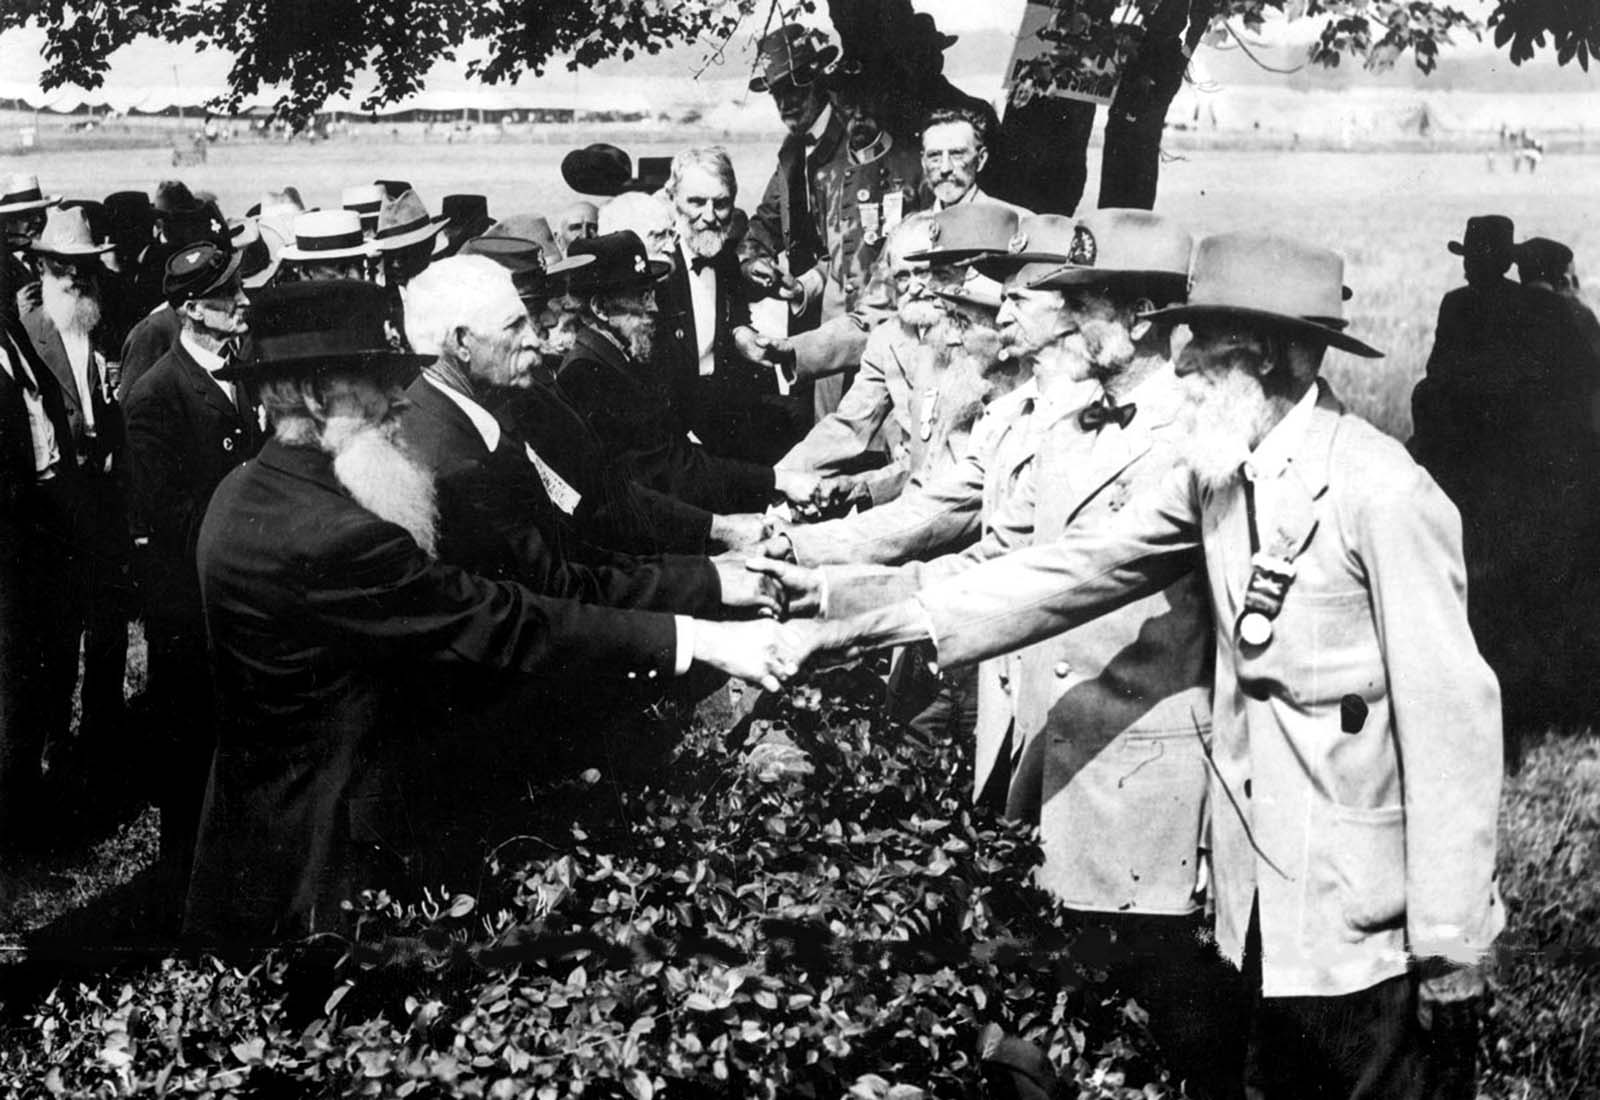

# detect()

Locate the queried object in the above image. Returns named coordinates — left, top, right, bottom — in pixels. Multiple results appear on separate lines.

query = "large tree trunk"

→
left=1097, top=31, right=1189, bottom=209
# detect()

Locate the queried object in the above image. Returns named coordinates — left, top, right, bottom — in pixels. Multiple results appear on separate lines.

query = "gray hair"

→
left=402, top=255, right=521, bottom=357
left=666, top=146, right=737, bottom=200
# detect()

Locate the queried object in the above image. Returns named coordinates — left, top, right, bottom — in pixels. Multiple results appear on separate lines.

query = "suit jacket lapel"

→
left=176, top=340, right=245, bottom=425
left=32, top=314, right=80, bottom=422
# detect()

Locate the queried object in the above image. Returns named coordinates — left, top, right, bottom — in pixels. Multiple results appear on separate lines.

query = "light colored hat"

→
left=29, top=206, right=113, bottom=257
left=484, top=214, right=561, bottom=264
left=969, top=213, right=1077, bottom=286
left=0, top=173, right=62, bottom=216
left=229, top=219, right=281, bottom=289
left=1027, top=208, right=1192, bottom=295
left=907, top=203, right=1024, bottom=266
left=279, top=209, right=378, bottom=261
left=372, top=188, right=449, bottom=253
left=341, top=183, right=385, bottom=232
left=1143, top=232, right=1382, bottom=359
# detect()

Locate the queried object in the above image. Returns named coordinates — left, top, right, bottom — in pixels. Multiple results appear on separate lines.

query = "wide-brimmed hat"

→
left=564, top=231, right=671, bottom=295
left=341, top=184, right=385, bottom=233
left=481, top=214, right=561, bottom=265
left=373, top=188, right=449, bottom=253
left=442, top=194, right=494, bottom=238
left=749, top=24, right=840, bottom=92
left=906, top=203, right=1022, bottom=266
left=1143, top=232, right=1382, bottom=358
left=374, top=179, right=413, bottom=199
left=457, top=235, right=595, bottom=299
left=1026, top=209, right=1192, bottom=297
left=228, top=219, right=281, bottom=289
left=30, top=206, right=114, bottom=258
left=562, top=144, right=634, bottom=197
left=279, top=209, right=379, bottom=262
left=0, top=173, right=62, bottom=216
left=163, top=240, right=245, bottom=303
left=967, top=213, right=1077, bottom=284
left=1447, top=215, right=1514, bottom=262
left=216, top=280, right=430, bottom=383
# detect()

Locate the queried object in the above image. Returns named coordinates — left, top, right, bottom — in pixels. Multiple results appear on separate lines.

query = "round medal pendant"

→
left=1238, top=610, right=1273, bottom=646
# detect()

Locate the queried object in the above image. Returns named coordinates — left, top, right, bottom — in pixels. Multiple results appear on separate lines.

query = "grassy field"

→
left=3, top=139, right=1598, bottom=1092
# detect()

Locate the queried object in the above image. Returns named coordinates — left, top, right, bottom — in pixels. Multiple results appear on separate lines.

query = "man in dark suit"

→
left=124, top=241, right=259, bottom=896
left=556, top=232, right=821, bottom=516
left=0, top=270, right=77, bottom=850
left=658, top=147, right=805, bottom=464
left=22, top=206, right=131, bottom=772
left=186, top=280, right=792, bottom=943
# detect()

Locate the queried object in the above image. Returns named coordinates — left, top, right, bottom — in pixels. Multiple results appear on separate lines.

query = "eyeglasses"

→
left=921, top=148, right=978, bottom=167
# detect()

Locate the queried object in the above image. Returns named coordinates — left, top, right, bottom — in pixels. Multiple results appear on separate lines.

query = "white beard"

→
left=682, top=225, right=731, bottom=260
left=612, top=311, right=655, bottom=363
left=322, top=415, right=440, bottom=558
left=41, top=276, right=101, bottom=339
left=1178, top=367, right=1272, bottom=494
left=1081, top=319, right=1136, bottom=381
left=897, top=297, right=944, bottom=331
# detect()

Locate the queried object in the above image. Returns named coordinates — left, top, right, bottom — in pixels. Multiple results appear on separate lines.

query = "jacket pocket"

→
left=1327, top=803, right=1407, bottom=935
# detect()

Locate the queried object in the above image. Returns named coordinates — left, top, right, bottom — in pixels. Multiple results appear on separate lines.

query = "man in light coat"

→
left=771, top=233, right=1503, bottom=1098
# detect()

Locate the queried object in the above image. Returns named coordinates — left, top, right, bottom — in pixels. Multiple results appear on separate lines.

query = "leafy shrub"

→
left=0, top=668, right=1176, bottom=1098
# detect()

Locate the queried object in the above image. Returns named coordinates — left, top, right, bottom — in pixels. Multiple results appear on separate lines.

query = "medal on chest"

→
left=1235, top=481, right=1320, bottom=649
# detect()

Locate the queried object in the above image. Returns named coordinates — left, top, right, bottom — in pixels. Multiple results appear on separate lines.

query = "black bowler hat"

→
left=562, top=144, right=634, bottom=197
left=374, top=179, right=413, bottom=199
left=163, top=241, right=243, bottom=304
left=217, top=280, right=431, bottom=382
left=564, top=231, right=671, bottom=295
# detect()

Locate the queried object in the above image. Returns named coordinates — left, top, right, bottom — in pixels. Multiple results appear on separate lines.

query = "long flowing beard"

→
left=41, top=276, right=101, bottom=339
left=613, top=312, right=655, bottom=363
left=1179, top=368, right=1272, bottom=494
left=682, top=224, right=731, bottom=260
left=897, top=297, right=944, bottom=330
left=323, top=415, right=440, bottom=558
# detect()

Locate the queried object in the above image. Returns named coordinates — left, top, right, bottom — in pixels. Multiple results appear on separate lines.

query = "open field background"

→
left=14, top=134, right=1600, bottom=439
left=2, top=136, right=1597, bottom=1093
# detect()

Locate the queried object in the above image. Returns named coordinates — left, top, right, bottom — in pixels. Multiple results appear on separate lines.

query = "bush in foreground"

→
left=0, top=668, right=1173, bottom=1098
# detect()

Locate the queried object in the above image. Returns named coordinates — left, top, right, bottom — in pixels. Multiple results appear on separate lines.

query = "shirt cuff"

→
left=673, top=615, right=695, bottom=676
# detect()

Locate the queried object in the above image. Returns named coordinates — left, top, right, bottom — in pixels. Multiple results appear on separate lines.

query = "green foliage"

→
left=0, top=669, right=1176, bottom=1098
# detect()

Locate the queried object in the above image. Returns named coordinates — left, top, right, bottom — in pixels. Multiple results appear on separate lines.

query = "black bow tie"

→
left=1078, top=397, right=1137, bottom=432
left=689, top=255, right=715, bottom=274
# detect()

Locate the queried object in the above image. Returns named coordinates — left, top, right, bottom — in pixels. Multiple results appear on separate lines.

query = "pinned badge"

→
left=1007, top=230, right=1028, bottom=254
left=1238, top=610, right=1273, bottom=647
left=1236, top=551, right=1297, bottom=648
left=222, top=435, right=235, bottom=453
left=1068, top=224, right=1097, bottom=266
left=857, top=187, right=872, bottom=202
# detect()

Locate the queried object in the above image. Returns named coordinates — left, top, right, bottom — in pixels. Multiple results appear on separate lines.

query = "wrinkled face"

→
left=1174, top=321, right=1278, bottom=490
left=557, top=204, right=599, bottom=254
left=466, top=285, right=541, bottom=387
left=921, top=121, right=986, bottom=206
left=6, top=208, right=47, bottom=245
left=40, top=254, right=100, bottom=298
left=770, top=78, right=828, bottom=136
left=673, top=164, right=736, bottom=260
left=183, top=277, right=250, bottom=340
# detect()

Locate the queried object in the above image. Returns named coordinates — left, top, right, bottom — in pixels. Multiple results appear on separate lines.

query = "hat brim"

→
left=931, top=286, right=1000, bottom=313
left=373, top=214, right=450, bottom=253
left=748, top=44, right=841, bottom=92
left=970, top=250, right=1075, bottom=279
left=1026, top=265, right=1189, bottom=294
left=278, top=243, right=378, bottom=261
left=216, top=349, right=432, bottom=383
left=904, top=246, right=1007, bottom=266
left=1140, top=303, right=1384, bottom=358
left=31, top=240, right=115, bottom=257
left=514, top=254, right=597, bottom=299
left=241, top=258, right=280, bottom=290
left=567, top=256, right=672, bottom=295
left=0, top=194, right=63, bottom=216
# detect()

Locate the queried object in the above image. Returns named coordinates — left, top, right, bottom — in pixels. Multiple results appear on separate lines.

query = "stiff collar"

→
left=179, top=329, right=229, bottom=376
left=848, top=129, right=895, bottom=166
left=807, top=104, right=834, bottom=145
left=425, top=373, right=500, bottom=452
left=1244, top=382, right=1318, bottom=482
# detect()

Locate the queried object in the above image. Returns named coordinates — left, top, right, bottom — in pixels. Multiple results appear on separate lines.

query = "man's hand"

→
left=741, top=257, right=803, bottom=302
left=816, top=474, right=871, bottom=513
left=745, top=557, right=823, bottom=617
left=773, top=468, right=823, bottom=506
left=755, top=531, right=796, bottom=562
left=691, top=619, right=808, bottom=691
left=713, top=558, right=784, bottom=617
left=710, top=512, right=771, bottom=553
left=731, top=325, right=788, bottom=368
left=1417, top=961, right=1488, bottom=1031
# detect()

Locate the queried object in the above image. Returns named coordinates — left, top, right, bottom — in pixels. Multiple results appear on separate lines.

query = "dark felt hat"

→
left=561, top=144, right=639, bottom=197
left=749, top=24, right=840, bottom=92
left=1513, top=236, right=1573, bottom=283
left=374, top=179, right=413, bottom=199
left=163, top=241, right=244, bottom=304
left=457, top=235, right=595, bottom=298
left=1143, top=232, right=1382, bottom=358
left=216, top=280, right=430, bottom=382
left=564, top=231, right=671, bottom=295
left=442, top=194, right=494, bottom=237
left=1448, top=215, right=1514, bottom=262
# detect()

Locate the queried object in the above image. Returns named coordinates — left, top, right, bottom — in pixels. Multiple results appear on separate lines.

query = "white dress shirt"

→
left=681, top=241, right=720, bottom=377
left=180, top=330, right=237, bottom=408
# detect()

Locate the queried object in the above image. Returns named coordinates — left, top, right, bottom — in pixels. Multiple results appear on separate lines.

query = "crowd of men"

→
left=2, top=20, right=1592, bottom=1100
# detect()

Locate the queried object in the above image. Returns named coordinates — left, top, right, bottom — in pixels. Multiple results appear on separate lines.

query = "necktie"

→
left=1077, top=397, right=1137, bottom=431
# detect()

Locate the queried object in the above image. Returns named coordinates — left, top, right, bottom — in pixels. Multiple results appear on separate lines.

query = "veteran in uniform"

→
left=774, top=233, right=1503, bottom=1099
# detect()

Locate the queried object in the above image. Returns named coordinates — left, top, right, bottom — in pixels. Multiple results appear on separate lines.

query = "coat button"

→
left=627, top=672, right=638, bottom=680
left=1053, top=661, right=1071, bottom=678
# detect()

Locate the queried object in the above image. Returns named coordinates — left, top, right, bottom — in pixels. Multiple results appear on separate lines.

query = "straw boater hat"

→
left=278, top=209, right=379, bottom=262
left=29, top=206, right=114, bottom=257
left=748, top=24, right=840, bottom=92
left=1026, top=208, right=1192, bottom=298
left=1143, top=232, right=1383, bottom=359
left=341, top=184, right=386, bottom=234
left=372, top=188, right=449, bottom=254
left=563, top=231, right=671, bottom=296
left=0, top=174, right=62, bottom=216
left=216, top=280, right=431, bottom=383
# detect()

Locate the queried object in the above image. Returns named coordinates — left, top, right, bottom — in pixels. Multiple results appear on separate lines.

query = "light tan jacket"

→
left=914, top=382, right=1504, bottom=996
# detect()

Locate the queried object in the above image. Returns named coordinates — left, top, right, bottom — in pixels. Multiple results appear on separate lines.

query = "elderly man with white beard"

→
left=754, top=210, right=1245, bottom=1099
left=766, top=233, right=1503, bottom=1100
left=186, top=279, right=795, bottom=944
left=21, top=206, right=131, bottom=788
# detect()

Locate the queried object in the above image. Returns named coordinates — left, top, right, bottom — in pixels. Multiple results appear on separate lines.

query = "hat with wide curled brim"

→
left=216, top=279, right=431, bottom=383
